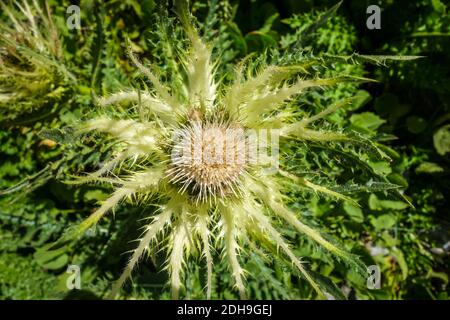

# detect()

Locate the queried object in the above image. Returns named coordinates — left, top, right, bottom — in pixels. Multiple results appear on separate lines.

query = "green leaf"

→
left=350, top=90, right=372, bottom=111
left=343, top=202, right=364, bottom=223
left=39, top=127, right=76, bottom=145
left=433, top=124, right=450, bottom=155
left=295, top=1, right=343, bottom=48
left=126, top=0, right=143, bottom=18
left=324, top=53, right=424, bottom=66
left=259, top=13, right=279, bottom=33
left=83, top=189, right=109, bottom=202
left=353, top=54, right=425, bottom=66
left=369, top=214, right=397, bottom=230
left=245, top=13, right=280, bottom=52
left=368, top=161, right=392, bottom=175
left=332, top=181, right=401, bottom=194
left=387, top=173, right=408, bottom=188
left=41, top=254, right=69, bottom=270
left=427, top=270, right=448, bottom=284
left=381, top=232, right=398, bottom=247
left=245, top=31, right=278, bottom=51
left=376, top=144, right=400, bottom=160
left=350, top=112, right=386, bottom=133
left=406, top=116, right=427, bottom=134
left=34, top=245, right=69, bottom=270
left=309, top=270, right=347, bottom=300
left=346, top=266, right=366, bottom=287
left=431, top=0, right=446, bottom=13
left=415, top=162, right=444, bottom=174
left=391, top=248, right=408, bottom=280
left=369, top=194, right=408, bottom=211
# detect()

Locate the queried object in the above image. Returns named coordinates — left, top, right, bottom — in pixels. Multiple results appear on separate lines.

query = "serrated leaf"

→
left=309, top=270, right=347, bottom=300
left=295, top=1, right=343, bottom=48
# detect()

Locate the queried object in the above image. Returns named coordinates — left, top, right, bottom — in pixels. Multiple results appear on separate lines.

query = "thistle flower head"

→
left=167, top=118, right=248, bottom=202
left=67, top=1, right=369, bottom=299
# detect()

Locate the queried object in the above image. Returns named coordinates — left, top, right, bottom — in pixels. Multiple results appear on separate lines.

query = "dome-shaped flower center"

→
left=168, top=121, right=247, bottom=201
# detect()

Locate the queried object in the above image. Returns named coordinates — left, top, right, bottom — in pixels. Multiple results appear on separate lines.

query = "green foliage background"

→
left=0, top=0, right=449, bottom=300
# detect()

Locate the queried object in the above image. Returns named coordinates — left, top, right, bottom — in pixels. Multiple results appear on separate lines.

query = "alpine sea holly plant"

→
left=56, top=1, right=411, bottom=299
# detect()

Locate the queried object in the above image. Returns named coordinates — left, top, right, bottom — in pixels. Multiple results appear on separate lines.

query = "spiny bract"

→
left=0, top=0, right=72, bottom=122
left=70, top=2, right=367, bottom=299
